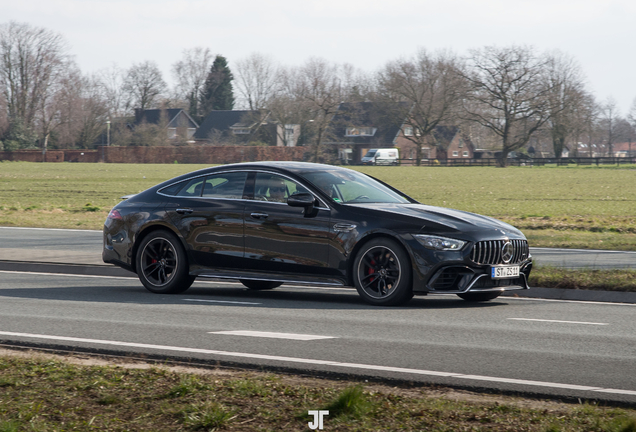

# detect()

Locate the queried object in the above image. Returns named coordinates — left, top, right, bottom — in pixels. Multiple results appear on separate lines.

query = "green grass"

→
left=1, top=162, right=636, bottom=250
left=530, top=266, right=636, bottom=292
left=1, top=352, right=636, bottom=431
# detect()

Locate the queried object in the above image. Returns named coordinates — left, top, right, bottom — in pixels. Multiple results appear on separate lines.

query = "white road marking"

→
left=531, top=247, right=636, bottom=254
left=0, top=270, right=137, bottom=280
left=503, top=296, right=636, bottom=307
left=184, top=299, right=261, bottom=305
left=0, top=226, right=102, bottom=233
left=508, top=318, right=609, bottom=325
left=1, top=330, right=635, bottom=396
left=0, top=270, right=352, bottom=291
left=209, top=330, right=335, bottom=340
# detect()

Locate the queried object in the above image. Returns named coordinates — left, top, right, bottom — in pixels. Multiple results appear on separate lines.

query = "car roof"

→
left=147, top=162, right=356, bottom=192
left=213, top=161, right=340, bottom=172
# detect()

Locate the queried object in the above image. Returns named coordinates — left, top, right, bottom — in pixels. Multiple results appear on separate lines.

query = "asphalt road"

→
left=2, top=226, right=636, bottom=269
left=1, top=226, right=636, bottom=404
left=0, top=270, right=635, bottom=403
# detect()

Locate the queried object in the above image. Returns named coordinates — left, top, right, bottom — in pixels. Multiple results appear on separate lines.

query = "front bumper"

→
left=423, top=258, right=533, bottom=294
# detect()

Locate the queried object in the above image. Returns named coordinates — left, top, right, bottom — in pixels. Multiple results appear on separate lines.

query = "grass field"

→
left=1, top=162, right=635, bottom=250
left=1, top=351, right=635, bottom=431
left=2, top=163, right=636, bottom=428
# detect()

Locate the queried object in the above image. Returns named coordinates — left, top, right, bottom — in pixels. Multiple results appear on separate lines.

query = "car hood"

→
left=349, top=203, right=525, bottom=239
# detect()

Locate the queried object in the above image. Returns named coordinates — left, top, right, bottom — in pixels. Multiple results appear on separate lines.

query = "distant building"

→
left=133, top=109, right=198, bottom=141
left=324, top=102, right=474, bottom=163
left=194, top=110, right=300, bottom=147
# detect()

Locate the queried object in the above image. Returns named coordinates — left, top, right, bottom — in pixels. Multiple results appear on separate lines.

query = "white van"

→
left=361, top=148, right=400, bottom=165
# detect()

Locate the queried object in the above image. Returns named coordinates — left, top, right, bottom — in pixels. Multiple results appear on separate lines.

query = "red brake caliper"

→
left=368, top=258, right=376, bottom=283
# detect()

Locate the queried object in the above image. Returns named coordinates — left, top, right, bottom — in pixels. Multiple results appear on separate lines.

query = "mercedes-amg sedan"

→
left=103, top=162, right=532, bottom=306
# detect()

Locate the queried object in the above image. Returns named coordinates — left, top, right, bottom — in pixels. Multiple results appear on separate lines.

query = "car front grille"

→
left=470, top=239, right=529, bottom=265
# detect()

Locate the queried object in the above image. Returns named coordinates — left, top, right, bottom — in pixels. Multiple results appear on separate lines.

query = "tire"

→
left=353, top=238, right=413, bottom=306
left=240, top=280, right=283, bottom=290
left=457, top=291, right=502, bottom=302
left=136, top=230, right=194, bottom=294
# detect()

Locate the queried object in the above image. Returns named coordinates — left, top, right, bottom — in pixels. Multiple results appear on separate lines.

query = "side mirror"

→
left=287, top=193, right=315, bottom=215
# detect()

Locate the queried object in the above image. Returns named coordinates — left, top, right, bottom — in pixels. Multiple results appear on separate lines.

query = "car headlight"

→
left=414, top=235, right=466, bottom=251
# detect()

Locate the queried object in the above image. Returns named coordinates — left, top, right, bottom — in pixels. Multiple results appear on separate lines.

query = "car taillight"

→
left=107, top=209, right=123, bottom=220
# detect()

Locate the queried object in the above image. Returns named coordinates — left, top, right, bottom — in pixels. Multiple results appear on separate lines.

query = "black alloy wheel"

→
left=239, top=280, right=283, bottom=290
left=457, top=291, right=502, bottom=302
left=353, top=238, right=413, bottom=306
left=136, top=230, right=194, bottom=294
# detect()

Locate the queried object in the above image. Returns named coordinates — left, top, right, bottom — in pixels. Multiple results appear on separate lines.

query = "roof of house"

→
left=134, top=109, right=198, bottom=129
left=326, top=102, right=410, bottom=145
left=194, top=110, right=265, bottom=140
left=432, top=125, right=475, bottom=151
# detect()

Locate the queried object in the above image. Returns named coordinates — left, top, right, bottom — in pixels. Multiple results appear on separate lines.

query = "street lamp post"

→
left=106, top=120, right=111, bottom=146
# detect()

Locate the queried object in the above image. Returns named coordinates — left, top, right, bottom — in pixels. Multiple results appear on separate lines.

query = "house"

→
left=424, top=126, right=476, bottom=161
left=194, top=110, right=300, bottom=147
left=325, top=102, right=474, bottom=163
left=611, top=142, right=636, bottom=157
left=324, top=102, right=409, bottom=163
left=133, top=109, right=198, bottom=142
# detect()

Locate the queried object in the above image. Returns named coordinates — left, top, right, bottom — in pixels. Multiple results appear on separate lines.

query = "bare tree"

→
left=626, top=97, right=636, bottom=156
left=74, top=74, right=110, bottom=148
left=462, top=46, right=552, bottom=166
left=122, top=61, right=167, bottom=111
left=234, top=53, right=279, bottom=110
left=290, top=58, right=348, bottom=161
left=171, top=47, right=212, bottom=119
left=568, top=92, right=598, bottom=157
left=263, top=68, right=311, bottom=147
left=543, top=51, right=591, bottom=158
left=39, top=66, right=80, bottom=152
left=629, top=97, right=636, bottom=126
left=599, top=97, right=621, bottom=157
left=377, top=49, right=466, bottom=165
left=98, top=64, right=130, bottom=118
left=0, top=21, right=70, bottom=148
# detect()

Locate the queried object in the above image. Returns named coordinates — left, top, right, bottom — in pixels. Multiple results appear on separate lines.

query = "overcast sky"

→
left=4, top=0, right=635, bottom=114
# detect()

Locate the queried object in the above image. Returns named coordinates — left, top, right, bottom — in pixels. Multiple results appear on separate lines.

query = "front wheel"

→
left=457, top=291, right=502, bottom=302
left=239, top=280, right=283, bottom=290
left=136, top=230, right=194, bottom=294
left=353, top=238, right=413, bottom=306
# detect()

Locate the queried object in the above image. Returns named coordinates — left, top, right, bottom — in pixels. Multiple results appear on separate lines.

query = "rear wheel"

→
left=457, top=291, right=502, bottom=302
left=136, top=230, right=194, bottom=294
left=240, top=280, right=283, bottom=290
left=353, top=238, right=413, bottom=306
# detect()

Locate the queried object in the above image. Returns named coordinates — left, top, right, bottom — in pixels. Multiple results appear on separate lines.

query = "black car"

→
left=103, top=162, right=532, bottom=306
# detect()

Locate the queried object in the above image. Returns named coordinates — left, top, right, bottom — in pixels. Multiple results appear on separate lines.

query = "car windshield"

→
left=363, top=150, right=377, bottom=158
left=301, top=169, right=410, bottom=204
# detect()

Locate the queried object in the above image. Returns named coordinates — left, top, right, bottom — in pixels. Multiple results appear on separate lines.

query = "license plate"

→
left=491, top=265, right=520, bottom=279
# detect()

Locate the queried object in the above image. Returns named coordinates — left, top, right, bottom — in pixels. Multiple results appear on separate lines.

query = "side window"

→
left=253, top=173, right=310, bottom=203
left=176, top=177, right=206, bottom=197
left=159, top=181, right=186, bottom=196
left=202, top=172, right=248, bottom=199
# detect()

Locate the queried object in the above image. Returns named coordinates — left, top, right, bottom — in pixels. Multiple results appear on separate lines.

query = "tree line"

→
left=1, top=21, right=635, bottom=167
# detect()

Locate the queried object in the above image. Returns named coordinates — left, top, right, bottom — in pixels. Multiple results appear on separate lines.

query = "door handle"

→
left=176, top=208, right=194, bottom=214
left=250, top=212, right=269, bottom=219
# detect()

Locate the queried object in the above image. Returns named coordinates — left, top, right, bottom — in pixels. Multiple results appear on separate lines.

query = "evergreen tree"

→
left=200, top=55, right=235, bottom=116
